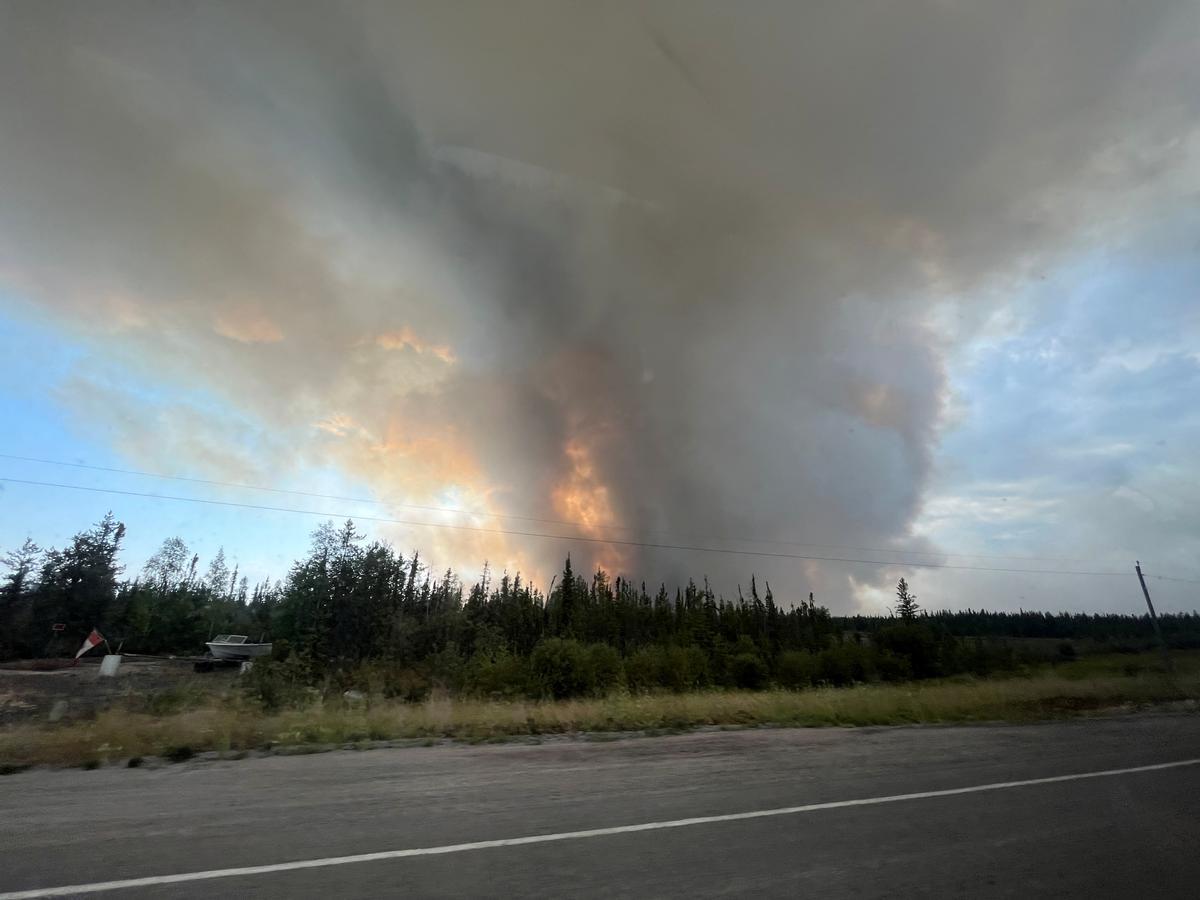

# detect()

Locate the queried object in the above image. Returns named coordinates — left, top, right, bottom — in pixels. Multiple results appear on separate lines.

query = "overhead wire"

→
left=1142, top=572, right=1200, bottom=585
left=0, top=451, right=1097, bottom=564
left=0, top=474, right=1168, bottom=580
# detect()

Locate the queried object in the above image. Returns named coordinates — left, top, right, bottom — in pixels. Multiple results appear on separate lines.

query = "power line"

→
left=0, top=475, right=1145, bottom=579
left=1144, top=572, right=1200, bottom=586
left=0, top=451, right=1092, bottom=565
left=0, top=452, right=413, bottom=509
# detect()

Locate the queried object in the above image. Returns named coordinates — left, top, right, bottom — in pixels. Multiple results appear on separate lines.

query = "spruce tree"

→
left=895, top=578, right=919, bottom=621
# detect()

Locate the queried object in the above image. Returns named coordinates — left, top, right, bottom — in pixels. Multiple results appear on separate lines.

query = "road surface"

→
left=2, top=714, right=1199, bottom=898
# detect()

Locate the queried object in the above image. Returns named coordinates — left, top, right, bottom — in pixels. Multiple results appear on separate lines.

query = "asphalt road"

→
left=2, top=714, right=1199, bottom=898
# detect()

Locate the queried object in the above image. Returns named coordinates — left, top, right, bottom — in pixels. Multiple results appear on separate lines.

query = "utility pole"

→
left=1135, top=561, right=1174, bottom=676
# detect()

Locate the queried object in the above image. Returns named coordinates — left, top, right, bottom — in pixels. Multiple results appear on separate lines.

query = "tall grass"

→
left=2, top=658, right=1196, bottom=769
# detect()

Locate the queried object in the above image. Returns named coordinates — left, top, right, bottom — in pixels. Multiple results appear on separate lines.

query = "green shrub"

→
left=624, top=645, right=709, bottom=692
left=873, top=623, right=941, bottom=679
left=242, top=655, right=313, bottom=711
left=392, top=668, right=432, bottom=702
left=467, top=652, right=532, bottom=698
left=817, top=643, right=875, bottom=686
left=670, top=646, right=711, bottom=691
left=962, top=638, right=1014, bottom=676
left=729, top=652, right=768, bottom=690
left=776, top=650, right=818, bottom=689
left=355, top=664, right=431, bottom=702
left=587, top=643, right=623, bottom=694
left=530, top=638, right=594, bottom=699
left=874, top=650, right=912, bottom=682
left=624, top=647, right=661, bottom=693
left=427, top=644, right=466, bottom=692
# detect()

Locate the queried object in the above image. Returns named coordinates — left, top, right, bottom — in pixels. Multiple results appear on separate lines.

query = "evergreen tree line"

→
left=837, top=608, right=1200, bottom=646
left=3, top=514, right=1196, bottom=702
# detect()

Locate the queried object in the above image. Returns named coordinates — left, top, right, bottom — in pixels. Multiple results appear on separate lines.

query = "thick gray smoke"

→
left=2, top=1, right=1197, bottom=605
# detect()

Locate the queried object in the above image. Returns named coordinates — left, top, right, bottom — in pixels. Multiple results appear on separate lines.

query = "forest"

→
left=3, top=513, right=1197, bottom=702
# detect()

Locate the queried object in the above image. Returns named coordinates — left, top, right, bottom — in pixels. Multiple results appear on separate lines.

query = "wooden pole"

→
left=1135, top=561, right=1174, bottom=676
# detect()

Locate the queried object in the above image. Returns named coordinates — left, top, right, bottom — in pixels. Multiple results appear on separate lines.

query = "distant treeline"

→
left=2, top=514, right=1196, bottom=702
left=836, top=610, right=1200, bottom=647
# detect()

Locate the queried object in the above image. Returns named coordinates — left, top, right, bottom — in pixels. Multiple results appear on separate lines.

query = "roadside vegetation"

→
left=3, top=513, right=1198, bottom=770
left=1, top=652, right=1196, bottom=770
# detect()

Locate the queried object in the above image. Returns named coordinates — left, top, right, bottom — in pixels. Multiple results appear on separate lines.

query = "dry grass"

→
left=2, top=659, right=1196, bottom=770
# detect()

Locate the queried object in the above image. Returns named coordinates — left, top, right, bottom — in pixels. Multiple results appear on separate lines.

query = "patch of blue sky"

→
left=921, top=232, right=1200, bottom=572
left=0, top=296, right=387, bottom=583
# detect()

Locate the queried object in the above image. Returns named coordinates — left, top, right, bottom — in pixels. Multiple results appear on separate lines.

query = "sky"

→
left=1, top=1, right=1198, bottom=614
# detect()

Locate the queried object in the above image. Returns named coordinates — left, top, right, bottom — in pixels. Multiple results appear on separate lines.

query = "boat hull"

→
left=206, top=642, right=272, bottom=660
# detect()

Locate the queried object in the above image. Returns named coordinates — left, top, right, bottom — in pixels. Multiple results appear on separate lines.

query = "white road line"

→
left=3, top=757, right=1197, bottom=899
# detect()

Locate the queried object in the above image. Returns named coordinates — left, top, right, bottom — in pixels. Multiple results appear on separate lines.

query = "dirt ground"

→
left=0, top=657, right=237, bottom=725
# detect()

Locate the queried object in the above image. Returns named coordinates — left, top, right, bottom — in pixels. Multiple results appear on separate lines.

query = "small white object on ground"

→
left=98, top=655, right=122, bottom=678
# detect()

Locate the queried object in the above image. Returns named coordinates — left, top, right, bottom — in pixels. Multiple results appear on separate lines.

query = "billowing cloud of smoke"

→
left=2, top=1, right=1197, bottom=606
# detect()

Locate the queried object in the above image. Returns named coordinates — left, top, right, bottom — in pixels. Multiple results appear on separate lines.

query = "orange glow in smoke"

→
left=552, top=438, right=626, bottom=575
left=375, top=326, right=457, bottom=364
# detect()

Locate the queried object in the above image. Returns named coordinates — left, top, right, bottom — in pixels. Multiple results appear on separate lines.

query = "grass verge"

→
left=2, top=657, right=1197, bottom=769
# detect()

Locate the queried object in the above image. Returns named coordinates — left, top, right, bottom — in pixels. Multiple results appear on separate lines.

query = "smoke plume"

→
left=2, top=1, right=1197, bottom=605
